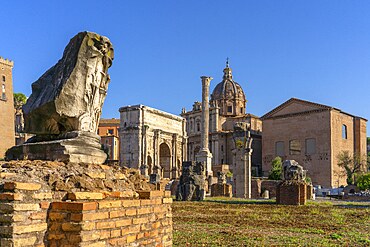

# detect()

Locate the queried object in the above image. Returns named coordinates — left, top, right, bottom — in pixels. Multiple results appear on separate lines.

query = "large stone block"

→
left=5, top=31, right=114, bottom=164
left=23, top=32, right=114, bottom=135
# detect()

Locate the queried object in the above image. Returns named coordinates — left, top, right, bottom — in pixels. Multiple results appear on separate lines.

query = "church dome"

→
left=210, top=62, right=247, bottom=116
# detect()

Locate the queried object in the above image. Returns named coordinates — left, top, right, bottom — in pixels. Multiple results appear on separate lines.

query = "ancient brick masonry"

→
left=276, top=182, right=307, bottom=205
left=48, top=191, right=172, bottom=246
left=0, top=181, right=173, bottom=246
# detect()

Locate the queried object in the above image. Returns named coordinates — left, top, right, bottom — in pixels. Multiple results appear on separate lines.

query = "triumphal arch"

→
left=119, top=105, right=187, bottom=179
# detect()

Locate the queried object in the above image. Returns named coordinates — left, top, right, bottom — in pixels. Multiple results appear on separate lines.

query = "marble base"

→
left=5, top=131, right=107, bottom=164
left=196, top=150, right=213, bottom=177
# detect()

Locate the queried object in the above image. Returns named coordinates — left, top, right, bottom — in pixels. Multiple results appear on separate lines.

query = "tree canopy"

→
left=268, top=156, right=283, bottom=180
left=337, top=151, right=368, bottom=185
left=13, top=92, right=27, bottom=109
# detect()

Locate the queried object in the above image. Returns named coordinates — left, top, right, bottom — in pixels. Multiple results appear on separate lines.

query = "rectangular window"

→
left=2, top=75, right=5, bottom=82
left=289, top=139, right=301, bottom=155
left=275, top=141, right=284, bottom=156
left=240, top=107, right=243, bottom=113
left=227, top=106, right=232, bottom=113
left=1, top=84, right=5, bottom=100
left=108, top=129, right=114, bottom=135
left=305, top=138, right=316, bottom=154
left=342, top=124, right=347, bottom=139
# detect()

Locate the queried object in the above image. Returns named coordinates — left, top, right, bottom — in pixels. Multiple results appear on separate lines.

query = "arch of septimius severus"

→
left=119, top=105, right=187, bottom=179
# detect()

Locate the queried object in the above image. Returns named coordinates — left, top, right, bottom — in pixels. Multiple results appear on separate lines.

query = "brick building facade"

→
left=98, top=118, right=120, bottom=162
left=0, top=57, right=15, bottom=158
left=262, top=98, right=367, bottom=188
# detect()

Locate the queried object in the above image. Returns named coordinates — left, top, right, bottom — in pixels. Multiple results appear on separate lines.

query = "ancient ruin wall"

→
left=0, top=162, right=173, bottom=247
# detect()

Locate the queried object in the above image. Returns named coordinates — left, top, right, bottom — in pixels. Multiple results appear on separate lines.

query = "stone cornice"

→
left=119, top=104, right=184, bottom=122
left=263, top=108, right=330, bottom=120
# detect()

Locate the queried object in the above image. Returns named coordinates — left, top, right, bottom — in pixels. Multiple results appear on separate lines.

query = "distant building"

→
left=181, top=63, right=263, bottom=176
left=0, top=57, right=15, bottom=158
left=262, top=98, right=367, bottom=188
left=98, top=118, right=120, bottom=162
left=119, top=105, right=187, bottom=179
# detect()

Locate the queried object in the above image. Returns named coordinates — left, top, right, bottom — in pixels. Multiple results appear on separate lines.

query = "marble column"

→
left=171, top=134, right=177, bottom=179
left=140, top=125, right=149, bottom=177
left=196, top=76, right=213, bottom=178
left=153, top=130, right=162, bottom=176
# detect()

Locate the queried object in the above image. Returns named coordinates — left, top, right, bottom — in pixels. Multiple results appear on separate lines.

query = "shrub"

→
left=356, top=173, right=370, bottom=191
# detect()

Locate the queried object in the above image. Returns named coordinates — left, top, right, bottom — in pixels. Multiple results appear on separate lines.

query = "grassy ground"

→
left=172, top=198, right=370, bottom=246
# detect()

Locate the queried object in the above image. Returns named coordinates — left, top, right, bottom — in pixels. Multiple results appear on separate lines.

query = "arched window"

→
left=342, top=125, right=347, bottom=139
left=196, top=122, right=200, bottom=132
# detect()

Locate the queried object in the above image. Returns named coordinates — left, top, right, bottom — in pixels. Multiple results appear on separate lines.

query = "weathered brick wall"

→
left=251, top=179, right=280, bottom=199
left=276, top=182, right=307, bottom=205
left=306, top=184, right=313, bottom=200
left=0, top=58, right=15, bottom=158
left=0, top=181, right=173, bottom=247
left=0, top=181, right=50, bottom=247
left=251, top=179, right=261, bottom=199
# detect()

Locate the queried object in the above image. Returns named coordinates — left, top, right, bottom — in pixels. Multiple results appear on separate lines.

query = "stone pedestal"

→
left=233, top=149, right=252, bottom=198
left=5, top=131, right=107, bottom=164
left=196, top=150, right=213, bottom=177
left=211, top=183, right=232, bottom=197
left=276, top=181, right=307, bottom=205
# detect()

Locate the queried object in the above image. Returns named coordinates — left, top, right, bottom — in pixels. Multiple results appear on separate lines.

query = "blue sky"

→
left=1, top=1, right=370, bottom=134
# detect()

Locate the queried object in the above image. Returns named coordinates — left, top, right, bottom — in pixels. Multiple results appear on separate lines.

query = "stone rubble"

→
left=0, top=160, right=153, bottom=193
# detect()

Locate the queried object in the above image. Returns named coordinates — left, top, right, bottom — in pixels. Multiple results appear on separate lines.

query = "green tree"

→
left=268, top=156, right=283, bottom=180
left=13, top=92, right=27, bottom=109
left=337, top=151, right=367, bottom=185
left=356, top=173, right=370, bottom=191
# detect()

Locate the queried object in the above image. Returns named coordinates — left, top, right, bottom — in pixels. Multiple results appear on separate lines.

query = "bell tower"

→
left=0, top=56, right=15, bottom=158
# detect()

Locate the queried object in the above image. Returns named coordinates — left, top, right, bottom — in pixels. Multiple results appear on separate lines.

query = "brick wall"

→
left=276, top=182, right=307, bottom=205
left=251, top=179, right=280, bottom=199
left=262, top=110, right=333, bottom=187
left=0, top=182, right=173, bottom=247
left=0, top=58, right=15, bottom=158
